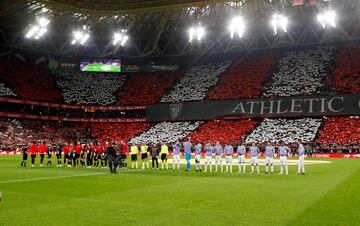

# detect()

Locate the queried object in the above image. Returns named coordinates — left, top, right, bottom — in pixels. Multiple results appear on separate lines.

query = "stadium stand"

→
left=160, top=61, right=231, bottom=102
left=0, top=119, right=86, bottom=147
left=327, top=46, right=360, bottom=94
left=316, top=117, right=360, bottom=151
left=263, top=48, right=333, bottom=97
left=130, top=121, right=203, bottom=144
left=0, top=83, right=16, bottom=96
left=245, top=118, right=322, bottom=144
left=207, top=57, right=276, bottom=100
left=90, top=122, right=153, bottom=144
left=189, top=119, right=256, bottom=144
left=117, top=72, right=179, bottom=105
left=56, top=69, right=126, bottom=105
left=0, top=59, right=61, bottom=101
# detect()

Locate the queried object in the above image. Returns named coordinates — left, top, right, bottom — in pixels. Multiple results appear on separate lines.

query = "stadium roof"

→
left=0, top=0, right=360, bottom=58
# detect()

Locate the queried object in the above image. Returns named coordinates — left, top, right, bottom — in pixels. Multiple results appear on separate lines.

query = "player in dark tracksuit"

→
left=21, top=145, right=28, bottom=167
left=46, top=145, right=53, bottom=166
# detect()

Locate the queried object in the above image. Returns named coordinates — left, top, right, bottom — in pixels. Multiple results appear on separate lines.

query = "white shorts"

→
left=205, top=155, right=212, bottom=163
left=173, top=155, right=180, bottom=163
left=250, top=156, right=258, bottom=164
left=195, top=155, right=201, bottom=163
left=238, top=155, right=245, bottom=163
left=265, top=156, right=274, bottom=165
left=215, top=155, right=222, bottom=162
left=279, top=156, right=287, bottom=165
left=225, top=155, right=232, bottom=163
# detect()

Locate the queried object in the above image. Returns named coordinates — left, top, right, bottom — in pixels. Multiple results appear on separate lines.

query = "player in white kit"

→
left=296, top=138, right=306, bottom=175
left=224, top=144, right=234, bottom=173
left=194, top=142, right=202, bottom=172
left=214, top=141, right=223, bottom=172
left=172, top=141, right=181, bottom=171
left=236, top=142, right=246, bottom=173
left=264, top=141, right=275, bottom=174
left=278, top=140, right=290, bottom=175
left=204, top=143, right=214, bottom=172
left=249, top=142, right=260, bottom=174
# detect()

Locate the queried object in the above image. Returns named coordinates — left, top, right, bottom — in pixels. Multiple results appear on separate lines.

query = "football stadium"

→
left=0, top=0, right=359, bottom=225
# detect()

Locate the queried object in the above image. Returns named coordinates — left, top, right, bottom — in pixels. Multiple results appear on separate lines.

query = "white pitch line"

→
left=0, top=172, right=107, bottom=184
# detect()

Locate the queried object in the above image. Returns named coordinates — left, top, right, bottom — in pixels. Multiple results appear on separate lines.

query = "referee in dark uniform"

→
left=107, top=142, right=118, bottom=174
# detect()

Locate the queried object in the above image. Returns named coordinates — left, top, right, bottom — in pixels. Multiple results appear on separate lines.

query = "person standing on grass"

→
left=29, top=141, right=38, bottom=167
left=237, top=142, right=246, bottom=173
left=296, top=138, right=306, bottom=175
left=172, top=141, right=181, bottom=171
left=214, top=141, right=223, bottom=173
left=160, top=142, right=169, bottom=170
left=183, top=138, right=193, bottom=171
left=80, top=144, right=86, bottom=167
left=55, top=144, right=62, bottom=167
left=224, top=144, right=234, bottom=173
left=278, top=140, right=290, bottom=175
left=21, top=144, right=28, bottom=167
left=75, top=142, right=82, bottom=167
left=107, top=142, right=118, bottom=174
left=151, top=143, right=159, bottom=170
left=264, top=141, right=275, bottom=174
left=38, top=141, right=47, bottom=167
left=194, top=142, right=202, bottom=172
left=46, top=144, right=52, bottom=166
left=130, top=143, right=139, bottom=169
left=204, top=143, right=214, bottom=173
left=249, top=142, right=260, bottom=174
left=140, top=143, right=149, bottom=170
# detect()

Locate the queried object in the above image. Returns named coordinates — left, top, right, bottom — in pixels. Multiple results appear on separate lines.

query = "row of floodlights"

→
left=25, top=10, right=336, bottom=45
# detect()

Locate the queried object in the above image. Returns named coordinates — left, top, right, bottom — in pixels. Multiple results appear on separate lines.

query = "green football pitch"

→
left=0, top=156, right=359, bottom=226
left=83, top=63, right=120, bottom=72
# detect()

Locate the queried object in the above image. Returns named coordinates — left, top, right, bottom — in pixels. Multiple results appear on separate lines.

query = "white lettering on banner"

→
left=260, top=101, right=274, bottom=114
left=247, top=101, right=259, bottom=114
left=328, top=96, right=344, bottom=112
left=275, top=100, right=288, bottom=114
left=290, top=99, right=303, bottom=113
left=232, top=102, right=246, bottom=113
left=320, top=98, right=327, bottom=113
left=303, top=98, right=318, bottom=113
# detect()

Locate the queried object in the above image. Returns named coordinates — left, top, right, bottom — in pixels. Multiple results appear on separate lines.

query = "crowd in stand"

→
left=327, top=46, right=360, bottom=94
left=56, top=69, right=127, bottom=105
left=0, top=59, right=61, bottom=101
left=160, top=61, right=231, bottom=102
left=190, top=120, right=256, bottom=144
left=316, top=117, right=360, bottom=152
left=117, top=72, right=179, bottom=105
left=0, top=83, right=16, bottom=96
left=130, top=121, right=203, bottom=144
left=263, top=48, right=333, bottom=97
left=90, top=122, right=153, bottom=145
left=208, top=57, right=276, bottom=100
left=245, top=118, right=322, bottom=145
left=0, top=119, right=87, bottom=149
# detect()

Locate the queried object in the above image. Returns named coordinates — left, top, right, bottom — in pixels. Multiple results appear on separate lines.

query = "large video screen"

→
left=80, top=59, right=121, bottom=72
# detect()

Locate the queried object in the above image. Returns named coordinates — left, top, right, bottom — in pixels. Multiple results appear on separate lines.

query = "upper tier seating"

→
left=117, top=72, right=179, bottom=105
left=316, top=117, right=360, bottom=150
left=326, top=46, right=360, bottom=94
left=189, top=119, right=256, bottom=144
left=56, top=70, right=126, bottom=105
left=160, top=61, right=231, bottom=102
left=90, top=122, right=153, bottom=144
left=0, top=59, right=61, bottom=101
left=208, top=57, right=276, bottom=100
left=0, top=83, right=16, bottom=96
left=0, top=119, right=86, bottom=147
left=263, top=48, right=333, bottom=97
left=245, top=118, right=322, bottom=144
left=130, top=121, right=203, bottom=144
